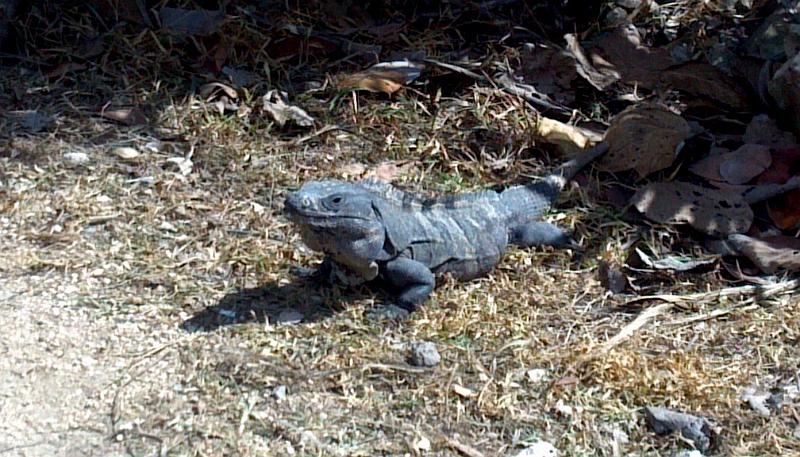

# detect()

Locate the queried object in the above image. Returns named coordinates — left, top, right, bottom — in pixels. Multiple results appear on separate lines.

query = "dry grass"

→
left=1, top=1, right=799, bottom=456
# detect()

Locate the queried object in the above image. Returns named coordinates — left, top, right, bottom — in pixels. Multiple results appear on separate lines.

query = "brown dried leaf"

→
left=101, top=107, right=148, bottom=126
left=690, top=144, right=772, bottom=185
left=520, top=45, right=578, bottom=104
left=728, top=234, right=800, bottom=273
left=337, top=61, right=423, bottom=95
left=590, top=26, right=672, bottom=87
left=744, top=115, right=798, bottom=149
left=631, top=182, right=753, bottom=236
left=598, top=105, right=691, bottom=179
left=660, top=62, right=749, bottom=110
left=719, top=144, right=772, bottom=184
left=565, top=33, right=620, bottom=91
left=767, top=189, right=800, bottom=230
left=365, top=160, right=419, bottom=181
left=261, top=90, right=314, bottom=127
left=199, top=82, right=238, bottom=100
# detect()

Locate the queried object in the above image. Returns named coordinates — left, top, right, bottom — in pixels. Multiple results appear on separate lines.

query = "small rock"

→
left=673, top=451, right=704, bottom=457
left=413, top=435, right=431, bottom=452
left=366, top=304, right=410, bottom=321
left=408, top=341, right=440, bottom=367
left=217, top=308, right=236, bottom=319
left=511, top=441, right=558, bottom=457
left=616, top=0, right=641, bottom=9
left=272, top=385, right=287, bottom=400
left=740, top=387, right=771, bottom=417
left=526, top=368, right=548, bottom=383
left=112, top=146, right=141, bottom=160
left=276, top=309, right=303, bottom=325
left=63, top=152, right=90, bottom=166
left=604, top=7, right=628, bottom=26
left=644, top=406, right=716, bottom=453
left=598, top=261, right=627, bottom=294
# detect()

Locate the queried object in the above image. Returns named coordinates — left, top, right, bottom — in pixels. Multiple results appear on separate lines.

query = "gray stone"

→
left=271, top=385, right=287, bottom=400
left=644, top=406, right=715, bottom=452
left=408, top=341, right=440, bottom=367
left=276, top=309, right=303, bottom=325
left=63, top=152, right=90, bottom=166
left=616, top=0, right=641, bottom=9
left=605, top=7, right=629, bottom=26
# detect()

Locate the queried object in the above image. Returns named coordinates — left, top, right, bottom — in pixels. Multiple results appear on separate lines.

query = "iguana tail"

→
left=500, top=142, right=608, bottom=223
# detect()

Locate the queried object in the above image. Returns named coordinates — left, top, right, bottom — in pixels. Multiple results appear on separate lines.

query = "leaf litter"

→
left=2, top=1, right=800, bottom=456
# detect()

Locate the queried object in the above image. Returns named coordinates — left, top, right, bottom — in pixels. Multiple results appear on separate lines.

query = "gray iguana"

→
left=284, top=143, right=608, bottom=312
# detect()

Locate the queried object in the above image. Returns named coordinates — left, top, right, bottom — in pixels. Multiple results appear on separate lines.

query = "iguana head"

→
left=284, top=180, right=387, bottom=265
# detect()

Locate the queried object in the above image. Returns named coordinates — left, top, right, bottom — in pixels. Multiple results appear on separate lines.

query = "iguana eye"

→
left=332, top=196, right=342, bottom=204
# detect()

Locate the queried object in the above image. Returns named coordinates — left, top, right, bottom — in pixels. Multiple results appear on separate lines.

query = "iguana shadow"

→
left=181, top=275, right=375, bottom=332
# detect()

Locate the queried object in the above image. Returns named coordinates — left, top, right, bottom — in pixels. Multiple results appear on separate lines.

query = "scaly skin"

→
left=284, top=143, right=608, bottom=311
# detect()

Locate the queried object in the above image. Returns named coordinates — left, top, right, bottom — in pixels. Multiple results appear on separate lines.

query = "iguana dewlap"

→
left=284, top=143, right=608, bottom=311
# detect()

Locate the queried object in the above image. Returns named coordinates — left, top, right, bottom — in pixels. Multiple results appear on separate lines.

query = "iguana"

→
left=284, top=143, right=608, bottom=312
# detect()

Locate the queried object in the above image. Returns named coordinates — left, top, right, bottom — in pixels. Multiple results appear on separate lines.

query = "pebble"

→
left=644, top=406, right=714, bottom=453
left=616, top=0, right=641, bottom=9
left=63, top=152, right=90, bottom=166
left=408, top=341, right=440, bottom=367
left=512, top=441, right=558, bottom=457
left=276, top=309, right=303, bottom=325
left=673, top=451, right=704, bottom=457
left=271, top=385, right=287, bottom=400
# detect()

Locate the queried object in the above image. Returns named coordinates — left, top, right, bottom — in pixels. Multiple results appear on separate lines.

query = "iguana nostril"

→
left=302, top=196, right=311, bottom=207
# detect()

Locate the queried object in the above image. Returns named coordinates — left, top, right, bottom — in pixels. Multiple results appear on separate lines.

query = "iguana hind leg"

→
left=509, top=221, right=573, bottom=248
left=382, top=257, right=436, bottom=311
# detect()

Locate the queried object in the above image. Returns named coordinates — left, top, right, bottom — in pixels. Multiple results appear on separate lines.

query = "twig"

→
left=440, top=434, right=486, bottom=457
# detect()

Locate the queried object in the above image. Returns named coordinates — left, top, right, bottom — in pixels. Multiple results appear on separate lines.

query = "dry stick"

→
left=551, top=279, right=800, bottom=387
left=440, top=434, right=487, bottom=457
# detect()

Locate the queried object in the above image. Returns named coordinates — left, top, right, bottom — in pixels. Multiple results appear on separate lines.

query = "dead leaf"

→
left=744, top=114, right=797, bottom=149
left=719, top=144, right=772, bottom=184
left=690, top=144, right=772, bottom=185
left=535, top=116, right=592, bottom=150
left=339, top=163, right=368, bottom=178
left=631, top=182, right=753, bottom=236
left=452, top=384, right=477, bottom=398
left=337, top=61, right=423, bottom=95
left=199, top=82, right=238, bottom=99
left=565, top=33, right=620, bottom=91
left=112, top=146, right=141, bottom=160
left=101, top=107, right=148, bottom=126
left=660, top=62, right=750, bottom=110
left=520, top=45, right=578, bottom=104
left=159, top=7, right=224, bottom=36
left=632, top=248, right=717, bottom=272
left=728, top=234, right=800, bottom=273
left=364, top=160, right=419, bottom=181
left=261, top=90, right=314, bottom=127
left=590, top=25, right=672, bottom=87
left=757, top=148, right=800, bottom=185
left=586, top=26, right=748, bottom=108
left=767, top=189, right=800, bottom=230
left=598, top=105, right=692, bottom=179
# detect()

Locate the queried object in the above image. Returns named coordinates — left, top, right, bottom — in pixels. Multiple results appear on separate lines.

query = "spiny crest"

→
left=358, top=178, right=499, bottom=211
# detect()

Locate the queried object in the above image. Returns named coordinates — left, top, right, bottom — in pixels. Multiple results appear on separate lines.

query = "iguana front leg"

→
left=509, top=221, right=572, bottom=248
left=382, top=257, right=436, bottom=311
